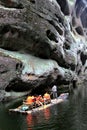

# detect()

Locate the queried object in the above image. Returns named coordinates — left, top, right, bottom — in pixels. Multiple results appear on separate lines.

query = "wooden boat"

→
left=9, top=93, right=69, bottom=114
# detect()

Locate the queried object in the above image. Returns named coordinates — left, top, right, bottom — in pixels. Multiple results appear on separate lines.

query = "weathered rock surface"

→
left=0, top=0, right=87, bottom=101
left=71, top=0, right=87, bottom=37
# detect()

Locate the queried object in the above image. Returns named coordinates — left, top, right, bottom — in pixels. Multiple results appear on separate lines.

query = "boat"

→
left=9, top=93, right=69, bottom=114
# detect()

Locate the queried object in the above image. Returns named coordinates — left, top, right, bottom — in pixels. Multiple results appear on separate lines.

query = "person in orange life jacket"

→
left=43, top=93, right=51, bottom=104
left=24, top=96, right=32, bottom=104
left=24, top=96, right=35, bottom=109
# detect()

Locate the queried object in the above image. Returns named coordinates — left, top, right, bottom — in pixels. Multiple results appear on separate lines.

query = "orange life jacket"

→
left=26, top=96, right=33, bottom=105
left=43, top=93, right=51, bottom=100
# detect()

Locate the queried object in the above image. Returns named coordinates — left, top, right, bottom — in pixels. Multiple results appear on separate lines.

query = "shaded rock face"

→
left=56, top=0, right=70, bottom=15
left=0, top=0, right=87, bottom=101
left=71, top=0, right=87, bottom=37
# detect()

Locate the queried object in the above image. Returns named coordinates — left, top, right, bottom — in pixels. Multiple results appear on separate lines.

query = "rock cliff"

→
left=0, top=0, right=87, bottom=101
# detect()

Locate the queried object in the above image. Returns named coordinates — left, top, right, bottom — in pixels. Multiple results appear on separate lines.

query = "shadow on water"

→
left=1, top=83, right=87, bottom=130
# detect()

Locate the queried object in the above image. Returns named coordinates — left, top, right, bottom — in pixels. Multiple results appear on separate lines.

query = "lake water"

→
left=0, top=83, right=87, bottom=130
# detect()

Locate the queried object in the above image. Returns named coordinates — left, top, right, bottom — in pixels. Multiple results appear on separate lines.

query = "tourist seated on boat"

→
left=35, top=95, right=44, bottom=107
left=23, top=96, right=35, bottom=109
left=43, top=93, right=51, bottom=104
left=38, top=95, right=44, bottom=103
left=23, top=95, right=44, bottom=108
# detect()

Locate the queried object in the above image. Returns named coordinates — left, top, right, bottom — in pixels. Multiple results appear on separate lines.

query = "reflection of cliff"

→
left=0, top=0, right=87, bottom=101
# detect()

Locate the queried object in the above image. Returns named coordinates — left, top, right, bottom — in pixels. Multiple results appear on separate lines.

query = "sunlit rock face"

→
left=71, top=0, right=87, bottom=78
left=0, top=0, right=87, bottom=101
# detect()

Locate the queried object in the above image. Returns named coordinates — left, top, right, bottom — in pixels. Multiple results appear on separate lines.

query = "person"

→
left=23, top=96, right=35, bottom=109
left=52, top=85, right=58, bottom=99
left=35, top=95, right=43, bottom=107
left=43, top=93, right=51, bottom=104
left=38, top=95, right=44, bottom=104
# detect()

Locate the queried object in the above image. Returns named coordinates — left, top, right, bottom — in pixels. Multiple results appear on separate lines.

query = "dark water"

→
left=0, top=85, right=87, bottom=130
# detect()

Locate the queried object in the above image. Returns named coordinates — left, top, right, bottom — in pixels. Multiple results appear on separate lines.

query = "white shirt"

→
left=52, top=85, right=57, bottom=92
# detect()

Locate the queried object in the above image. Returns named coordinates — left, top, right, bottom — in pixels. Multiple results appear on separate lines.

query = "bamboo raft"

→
left=9, top=93, right=69, bottom=114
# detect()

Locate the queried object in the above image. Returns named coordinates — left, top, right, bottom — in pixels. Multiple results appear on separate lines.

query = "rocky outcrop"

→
left=0, top=0, right=87, bottom=101
left=71, top=0, right=87, bottom=37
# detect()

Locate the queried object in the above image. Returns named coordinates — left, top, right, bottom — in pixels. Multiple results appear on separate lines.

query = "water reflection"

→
left=26, top=113, right=38, bottom=129
left=43, top=108, right=51, bottom=120
left=25, top=105, right=59, bottom=130
left=26, top=114, right=33, bottom=127
left=26, top=107, right=51, bottom=129
left=52, top=105, right=58, bottom=116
